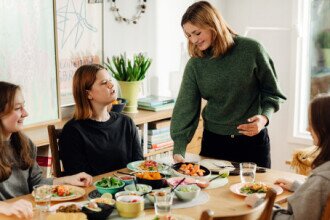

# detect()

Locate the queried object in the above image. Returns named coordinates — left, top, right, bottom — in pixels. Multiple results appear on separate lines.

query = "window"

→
left=292, top=0, right=330, bottom=144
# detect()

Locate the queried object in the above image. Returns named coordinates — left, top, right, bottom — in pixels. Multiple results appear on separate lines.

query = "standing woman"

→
left=170, top=1, right=286, bottom=167
left=0, top=81, right=92, bottom=218
left=59, top=64, right=143, bottom=176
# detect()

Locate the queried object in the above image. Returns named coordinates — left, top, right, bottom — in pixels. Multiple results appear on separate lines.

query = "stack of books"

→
left=147, top=119, right=173, bottom=151
left=138, top=95, right=175, bottom=111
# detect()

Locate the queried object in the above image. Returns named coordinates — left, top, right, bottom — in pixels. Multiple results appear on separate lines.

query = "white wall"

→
left=103, top=0, right=311, bottom=171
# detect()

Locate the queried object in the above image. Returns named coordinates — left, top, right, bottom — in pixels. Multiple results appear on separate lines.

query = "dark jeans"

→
left=200, top=128, right=271, bottom=168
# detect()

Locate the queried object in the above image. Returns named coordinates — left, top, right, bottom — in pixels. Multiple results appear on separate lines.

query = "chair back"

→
left=321, top=192, right=330, bottom=220
left=47, top=125, right=64, bottom=177
left=200, top=188, right=277, bottom=220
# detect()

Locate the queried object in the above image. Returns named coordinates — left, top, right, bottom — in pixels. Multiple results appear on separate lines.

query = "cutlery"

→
left=208, top=175, right=222, bottom=183
left=117, top=171, right=135, bottom=176
left=212, top=162, right=234, bottom=168
left=133, top=177, right=139, bottom=191
left=170, top=177, right=186, bottom=193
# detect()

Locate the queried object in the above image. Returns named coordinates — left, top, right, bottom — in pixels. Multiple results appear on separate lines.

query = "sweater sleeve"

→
left=272, top=176, right=326, bottom=220
left=129, top=118, right=143, bottom=161
left=59, top=123, right=92, bottom=176
left=28, top=141, right=53, bottom=192
left=171, top=59, right=201, bottom=157
left=255, top=45, right=286, bottom=121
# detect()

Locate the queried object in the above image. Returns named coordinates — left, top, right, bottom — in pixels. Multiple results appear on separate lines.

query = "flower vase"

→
left=118, top=81, right=141, bottom=113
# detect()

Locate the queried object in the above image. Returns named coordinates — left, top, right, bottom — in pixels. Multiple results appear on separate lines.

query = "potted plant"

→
left=104, top=53, right=152, bottom=113
left=317, top=29, right=330, bottom=68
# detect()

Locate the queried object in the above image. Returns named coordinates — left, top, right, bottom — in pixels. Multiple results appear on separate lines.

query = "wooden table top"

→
left=2, top=155, right=305, bottom=220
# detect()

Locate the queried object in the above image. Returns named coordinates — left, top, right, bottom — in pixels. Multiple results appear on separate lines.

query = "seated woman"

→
left=246, top=94, right=330, bottom=219
left=0, top=81, right=92, bottom=218
left=59, top=64, right=143, bottom=176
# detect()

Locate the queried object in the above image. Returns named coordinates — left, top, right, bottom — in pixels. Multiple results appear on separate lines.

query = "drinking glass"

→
left=154, top=191, right=173, bottom=218
left=33, top=184, right=52, bottom=212
left=240, top=162, right=257, bottom=183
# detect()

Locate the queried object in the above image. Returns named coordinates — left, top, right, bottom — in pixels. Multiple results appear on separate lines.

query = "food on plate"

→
left=56, top=204, right=81, bottom=213
left=178, top=163, right=205, bottom=176
left=100, top=192, right=113, bottom=199
left=240, top=182, right=270, bottom=194
left=176, top=185, right=199, bottom=192
left=92, top=198, right=115, bottom=205
left=166, top=177, right=196, bottom=187
left=95, top=177, right=123, bottom=188
left=52, top=185, right=71, bottom=197
left=135, top=171, right=162, bottom=180
left=138, top=160, right=159, bottom=171
left=83, top=202, right=101, bottom=212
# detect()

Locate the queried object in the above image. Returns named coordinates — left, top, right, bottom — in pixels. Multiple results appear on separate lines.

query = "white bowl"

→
left=124, top=184, right=152, bottom=194
left=174, top=184, right=201, bottom=201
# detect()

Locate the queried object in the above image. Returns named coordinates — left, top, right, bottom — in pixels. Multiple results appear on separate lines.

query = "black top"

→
left=59, top=112, right=143, bottom=176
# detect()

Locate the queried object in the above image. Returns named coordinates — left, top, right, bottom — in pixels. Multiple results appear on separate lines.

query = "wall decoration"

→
left=110, top=0, right=147, bottom=24
left=56, top=0, right=103, bottom=106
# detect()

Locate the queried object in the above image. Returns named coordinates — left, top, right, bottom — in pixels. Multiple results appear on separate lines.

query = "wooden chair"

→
left=200, top=188, right=277, bottom=220
left=321, top=192, right=330, bottom=220
left=47, top=125, right=64, bottom=177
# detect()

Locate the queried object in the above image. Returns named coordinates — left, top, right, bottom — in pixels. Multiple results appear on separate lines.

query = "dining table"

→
left=1, top=154, right=306, bottom=220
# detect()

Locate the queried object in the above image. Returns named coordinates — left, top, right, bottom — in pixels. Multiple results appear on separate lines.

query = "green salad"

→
left=95, top=177, right=123, bottom=188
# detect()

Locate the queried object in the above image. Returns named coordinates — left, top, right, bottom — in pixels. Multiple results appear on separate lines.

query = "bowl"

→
left=81, top=201, right=115, bottom=220
left=135, top=172, right=167, bottom=189
left=174, top=184, right=201, bottom=201
left=118, top=175, right=135, bottom=185
left=146, top=188, right=171, bottom=204
left=171, top=162, right=211, bottom=179
left=94, top=178, right=125, bottom=195
left=115, top=191, right=142, bottom=199
left=115, top=195, right=144, bottom=218
left=166, top=176, right=196, bottom=188
left=111, top=98, right=127, bottom=113
left=124, top=184, right=152, bottom=194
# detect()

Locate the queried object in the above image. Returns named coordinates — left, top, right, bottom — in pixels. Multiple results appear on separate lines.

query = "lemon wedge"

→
left=219, top=170, right=229, bottom=178
left=101, top=192, right=113, bottom=199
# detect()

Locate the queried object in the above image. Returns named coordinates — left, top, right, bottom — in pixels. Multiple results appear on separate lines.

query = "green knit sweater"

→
left=170, top=36, right=286, bottom=157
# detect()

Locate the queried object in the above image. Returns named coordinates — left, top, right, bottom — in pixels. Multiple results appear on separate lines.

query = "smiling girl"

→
left=0, top=81, right=92, bottom=218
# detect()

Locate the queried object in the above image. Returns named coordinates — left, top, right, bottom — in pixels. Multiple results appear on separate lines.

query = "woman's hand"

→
left=274, top=178, right=294, bottom=191
left=54, top=172, right=93, bottom=187
left=244, top=193, right=265, bottom=208
left=0, top=199, right=33, bottom=219
left=173, top=154, right=185, bottom=163
left=237, top=115, right=268, bottom=136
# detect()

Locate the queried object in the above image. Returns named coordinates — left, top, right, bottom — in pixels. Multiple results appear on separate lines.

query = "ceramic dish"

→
left=229, top=182, right=283, bottom=197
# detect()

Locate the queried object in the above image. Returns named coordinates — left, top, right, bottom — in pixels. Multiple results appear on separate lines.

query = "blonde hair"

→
left=181, top=1, right=236, bottom=58
left=72, top=64, right=106, bottom=120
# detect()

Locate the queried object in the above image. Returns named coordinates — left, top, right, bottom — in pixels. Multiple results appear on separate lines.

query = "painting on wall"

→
left=56, top=0, right=103, bottom=106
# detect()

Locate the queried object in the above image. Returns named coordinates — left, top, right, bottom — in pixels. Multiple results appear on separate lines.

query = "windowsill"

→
left=288, top=132, right=313, bottom=146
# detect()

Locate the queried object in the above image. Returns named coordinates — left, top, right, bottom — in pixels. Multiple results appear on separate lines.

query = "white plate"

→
left=49, top=201, right=87, bottom=212
left=229, top=182, right=283, bottom=197
left=200, top=159, right=236, bottom=173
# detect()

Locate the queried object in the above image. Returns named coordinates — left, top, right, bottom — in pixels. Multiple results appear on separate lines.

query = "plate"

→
left=127, top=160, right=169, bottom=173
left=49, top=201, right=86, bottom=212
left=138, top=214, right=194, bottom=220
left=32, top=185, right=85, bottom=202
left=200, top=159, right=236, bottom=173
left=171, top=162, right=211, bottom=179
left=229, top=182, right=283, bottom=197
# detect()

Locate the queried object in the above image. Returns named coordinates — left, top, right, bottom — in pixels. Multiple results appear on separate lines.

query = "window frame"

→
left=288, top=0, right=313, bottom=145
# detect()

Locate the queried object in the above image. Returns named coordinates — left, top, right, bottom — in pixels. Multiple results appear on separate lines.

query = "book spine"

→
left=150, top=140, right=174, bottom=149
left=148, top=134, right=171, bottom=143
left=148, top=127, right=170, bottom=135
left=138, top=100, right=174, bottom=107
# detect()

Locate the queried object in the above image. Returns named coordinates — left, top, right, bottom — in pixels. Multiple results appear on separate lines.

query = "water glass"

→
left=154, top=191, right=173, bottom=217
left=33, top=184, right=52, bottom=212
left=240, top=162, right=257, bottom=183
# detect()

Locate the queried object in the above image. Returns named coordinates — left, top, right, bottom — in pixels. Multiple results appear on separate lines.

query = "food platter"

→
left=127, top=160, right=169, bottom=173
left=229, top=182, right=283, bottom=197
left=32, top=185, right=85, bottom=202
